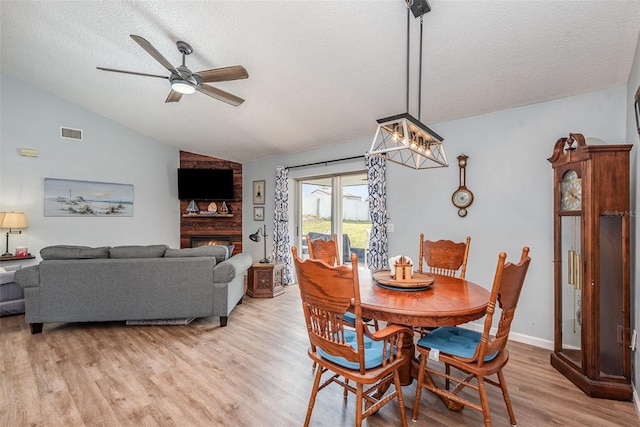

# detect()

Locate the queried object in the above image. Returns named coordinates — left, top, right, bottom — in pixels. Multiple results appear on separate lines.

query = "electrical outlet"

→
left=387, top=223, right=394, bottom=233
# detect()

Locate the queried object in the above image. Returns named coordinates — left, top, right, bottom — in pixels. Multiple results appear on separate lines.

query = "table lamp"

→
left=249, top=225, right=270, bottom=264
left=0, top=212, right=28, bottom=257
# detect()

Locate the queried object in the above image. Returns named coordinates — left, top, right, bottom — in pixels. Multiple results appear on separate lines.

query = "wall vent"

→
left=60, top=127, right=83, bottom=141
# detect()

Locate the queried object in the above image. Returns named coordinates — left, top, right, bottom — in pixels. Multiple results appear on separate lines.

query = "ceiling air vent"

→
left=60, top=127, right=83, bottom=141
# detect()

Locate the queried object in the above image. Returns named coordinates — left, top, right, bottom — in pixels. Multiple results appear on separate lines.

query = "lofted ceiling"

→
left=1, top=1, right=640, bottom=163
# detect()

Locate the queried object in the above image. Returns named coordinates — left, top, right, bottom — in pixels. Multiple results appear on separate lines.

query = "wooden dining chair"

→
left=412, top=247, right=531, bottom=427
left=418, top=234, right=471, bottom=279
left=306, top=233, right=379, bottom=331
left=414, top=234, right=471, bottom=336
left=306, top=233, right=341, bottom=266
left=292, top=246, right=412, bottom=427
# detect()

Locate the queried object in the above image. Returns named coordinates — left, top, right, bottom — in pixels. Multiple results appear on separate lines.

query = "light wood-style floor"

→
left=2, top=285, right=638, bottom=427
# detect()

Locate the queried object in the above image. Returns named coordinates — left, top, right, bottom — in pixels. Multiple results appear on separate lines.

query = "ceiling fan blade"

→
left=197, top=84, right=245, bottom=107
left=196, top=66, right=249, bottom=83
left=165, top=90, right=183, bottom=103
left=130, top=35, right=180, bottom=75
left=96, top=67, right=168, bottom=79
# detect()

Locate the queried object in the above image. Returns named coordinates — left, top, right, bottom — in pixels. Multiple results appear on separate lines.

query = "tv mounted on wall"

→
left=177, top=168, right=234, bottom=200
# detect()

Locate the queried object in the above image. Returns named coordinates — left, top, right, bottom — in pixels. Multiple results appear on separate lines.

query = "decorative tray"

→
left=372, top=271, right=435, bottom=289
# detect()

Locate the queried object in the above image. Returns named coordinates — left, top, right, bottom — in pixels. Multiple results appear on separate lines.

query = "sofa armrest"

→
left=0, top=264, right=21, bottom=285
left=213, top=253, right=252, bottom=283
left=14, top=265, right=40, bottom=288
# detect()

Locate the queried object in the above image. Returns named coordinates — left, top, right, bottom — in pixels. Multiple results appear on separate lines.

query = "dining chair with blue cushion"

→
left=292, top=247, right=412, bottom=427
left=306, top=233, right=341, bottom=266
left=306, top=233, right=378, bottom=331
left=414, top=234, right=471, bottom=336
left=418, top=234, right=471, bottom=279
left=412, top=247, right=531, bottom=427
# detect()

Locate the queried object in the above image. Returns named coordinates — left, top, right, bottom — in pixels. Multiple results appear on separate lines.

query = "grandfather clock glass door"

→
left=560, top=214, right=582, bottom=368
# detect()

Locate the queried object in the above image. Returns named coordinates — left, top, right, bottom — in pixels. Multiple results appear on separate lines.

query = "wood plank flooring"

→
left=1, top=285, right=638, bottom=426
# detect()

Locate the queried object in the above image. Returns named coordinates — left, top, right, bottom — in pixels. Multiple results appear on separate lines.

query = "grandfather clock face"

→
left=560, top=170, right=582, bottom=212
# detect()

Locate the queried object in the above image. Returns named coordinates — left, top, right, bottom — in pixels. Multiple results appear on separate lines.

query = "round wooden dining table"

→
left=357, top=270, right=490, bottom=387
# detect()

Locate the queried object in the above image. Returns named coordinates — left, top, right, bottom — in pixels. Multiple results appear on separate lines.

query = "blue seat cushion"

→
left=417, top=326, right=498, bottom=362
left=317, top=329, right=388, bottom=369
left=341, top=311, right=374, bottom=326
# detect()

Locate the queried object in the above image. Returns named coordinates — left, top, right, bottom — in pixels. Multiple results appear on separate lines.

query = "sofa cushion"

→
left=166, top=245, right=229, bottom=263
left=41, top=245, right=110, bottom=260
left=164, top=246, right=224, bottom=263
left=109, top=244, right=169, bottom=259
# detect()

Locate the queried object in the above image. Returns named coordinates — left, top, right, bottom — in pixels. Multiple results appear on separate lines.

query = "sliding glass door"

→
left=297, top=172, right=370, bottom=266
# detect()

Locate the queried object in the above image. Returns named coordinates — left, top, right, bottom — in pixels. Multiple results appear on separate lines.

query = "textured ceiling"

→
left=2, top=1, right=639, bottom=163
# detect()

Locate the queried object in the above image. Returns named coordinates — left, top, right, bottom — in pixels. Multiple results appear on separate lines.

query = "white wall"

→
left=626, top=31, right=640, bottom=410
left=0, top=73, right=181, bottom=259
left=243, top=85, right=628, bottom=349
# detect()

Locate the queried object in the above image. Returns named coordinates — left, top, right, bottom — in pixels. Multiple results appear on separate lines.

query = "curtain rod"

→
left=285, top=155, right=365, bottom=170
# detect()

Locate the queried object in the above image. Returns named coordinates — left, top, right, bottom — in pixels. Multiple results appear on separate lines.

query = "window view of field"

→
left=301, top=173, right=371, bottom=263
left=302, top=217, right=370, bottom=249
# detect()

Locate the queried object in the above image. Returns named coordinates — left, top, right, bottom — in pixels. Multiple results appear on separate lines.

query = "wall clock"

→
left=560, top=170, right=582, bottom=211
left=452, top=154, right=473, bottom=217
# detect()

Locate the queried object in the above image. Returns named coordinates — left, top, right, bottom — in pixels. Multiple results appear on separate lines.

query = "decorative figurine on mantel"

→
left=219, top=201, right=229, bottom=214
left=186, top=200, right=198, bottom=215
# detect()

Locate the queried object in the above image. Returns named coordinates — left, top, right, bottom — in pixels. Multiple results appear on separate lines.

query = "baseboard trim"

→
left=462, top=322, right=554, bottom=350
left=633, top=383, right=640, bottom=421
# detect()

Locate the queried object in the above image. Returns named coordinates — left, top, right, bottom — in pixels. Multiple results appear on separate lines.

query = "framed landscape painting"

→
left=44, top=178, right=134, bottom=217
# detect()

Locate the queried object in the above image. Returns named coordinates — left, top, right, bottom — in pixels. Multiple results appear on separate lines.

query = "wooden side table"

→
left=247, top=262, right=285, bottom=298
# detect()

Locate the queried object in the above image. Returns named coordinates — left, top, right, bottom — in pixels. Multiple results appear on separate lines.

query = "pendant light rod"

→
left=406, top=4, right=410, bottom=113
left=368, top=0, right=448, bottom=170
left=418, top=15, right=424, bottom=120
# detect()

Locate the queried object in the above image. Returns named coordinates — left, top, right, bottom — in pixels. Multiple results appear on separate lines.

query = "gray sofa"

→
left=14, top=244, right=252, bottom=333
left=1, top=265, right=24, bottom=316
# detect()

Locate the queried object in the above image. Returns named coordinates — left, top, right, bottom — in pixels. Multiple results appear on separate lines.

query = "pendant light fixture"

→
left=368, top=0, right=448, bottom=170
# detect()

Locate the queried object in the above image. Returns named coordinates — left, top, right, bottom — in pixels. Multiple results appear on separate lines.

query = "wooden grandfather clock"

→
left=548, top=133, right=632, bottom=400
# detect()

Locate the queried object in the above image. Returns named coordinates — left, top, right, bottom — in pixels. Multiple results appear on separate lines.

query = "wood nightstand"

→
left=247, top=262, right=285, bottom=298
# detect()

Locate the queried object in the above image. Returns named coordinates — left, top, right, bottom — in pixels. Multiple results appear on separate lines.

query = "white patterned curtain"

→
left=273, top=166, right=294, bottom=284
left=365, top=154, right=388, bottom=270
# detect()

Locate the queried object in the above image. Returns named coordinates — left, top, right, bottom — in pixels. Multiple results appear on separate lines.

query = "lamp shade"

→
left=0, top=212, right=28, bottom=229
left=249, top=228, right=261, bottom=242
left=369, top=113, right=448, bottom=170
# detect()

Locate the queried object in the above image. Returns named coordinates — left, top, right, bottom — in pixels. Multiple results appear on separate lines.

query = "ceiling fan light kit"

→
left=97, top=35, right=248, bottom=106
left=170, top=77, right=196, bottom=94
left=368, top=0, right=448, bottom=170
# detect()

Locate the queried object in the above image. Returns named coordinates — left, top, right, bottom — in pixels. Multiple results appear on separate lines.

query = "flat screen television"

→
left=177, top=168, right=234, bottom=200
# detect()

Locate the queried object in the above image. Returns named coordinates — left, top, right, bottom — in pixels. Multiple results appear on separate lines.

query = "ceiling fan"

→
left=97, top=35, right=248, bottom=106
